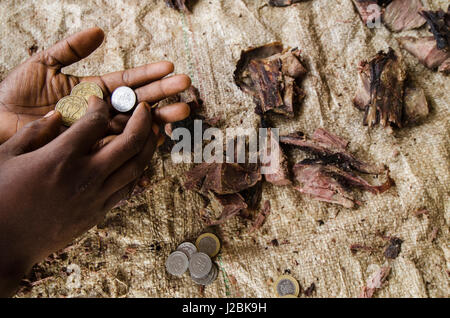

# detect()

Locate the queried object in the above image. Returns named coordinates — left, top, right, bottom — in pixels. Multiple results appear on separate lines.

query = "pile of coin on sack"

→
left=166, top=233, right=221, bottom=286
left=55, top=82, right=137, bottom=126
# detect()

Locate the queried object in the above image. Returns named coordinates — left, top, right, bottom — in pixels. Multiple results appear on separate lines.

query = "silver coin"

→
left=191, top=264, right=218, bottom=286
left=177, top=242, right=197, bottom=259
left=111, top=86, right=136, bottom=112
left=276, top=278, right=297, bottom=297
left=166, top=251, right=189, bottom=277
left=189, top=252, right=212, bottom=279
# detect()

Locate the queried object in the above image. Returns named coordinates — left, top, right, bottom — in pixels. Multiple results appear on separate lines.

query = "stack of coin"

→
left=111, top=86, right=136, bottom=112
left=274, top=275, right=300, bottom=298
left=189, top=252, right=218, bottom=286
left=55, top=81, right=103, bottom=126
left=165, top=234, right=221, bottom=286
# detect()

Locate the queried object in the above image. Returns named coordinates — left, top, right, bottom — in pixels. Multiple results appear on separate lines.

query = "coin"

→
left=71, top=82, right=103, bottom=102
left=196, top=233, right=221, bottom=258
left=111, top=86, right=136, bottom=112
left=177, top=242, right=197, bottom=259
left=55, top=95, right=88, bottom=126
left=274, top=275, right=300, bottom=297
left=191, top=264, right=218, bottom=286
left=165, top=251, right=189, bottom=277
left=189, top=252, right=212, bottom=279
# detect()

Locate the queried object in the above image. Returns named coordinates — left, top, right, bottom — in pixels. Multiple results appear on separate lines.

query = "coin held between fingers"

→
left=111, top=86, right=137, bottom=113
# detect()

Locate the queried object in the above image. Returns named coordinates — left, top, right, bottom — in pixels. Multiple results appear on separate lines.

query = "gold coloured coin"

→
left=195, top=233, right=221, bottom=258
left=55, top=96, right=88, bottom=126
left=274, top=275, right=300, bottom=297
left=71, top=82, right=103, bottom=102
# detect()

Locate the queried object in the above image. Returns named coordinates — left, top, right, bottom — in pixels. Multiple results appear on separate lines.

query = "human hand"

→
left=0, top=27, right=190, bottom=144
left=0, top=27, right=192, bottom=297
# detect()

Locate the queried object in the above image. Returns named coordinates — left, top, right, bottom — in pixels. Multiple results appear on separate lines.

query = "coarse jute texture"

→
left=0, top=0, right=448, bottom=298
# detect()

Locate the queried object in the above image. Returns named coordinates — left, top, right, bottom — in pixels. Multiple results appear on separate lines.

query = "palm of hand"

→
left=0, top=27, right=190, bottom=144
left=0, top=60, right=78, bottom=142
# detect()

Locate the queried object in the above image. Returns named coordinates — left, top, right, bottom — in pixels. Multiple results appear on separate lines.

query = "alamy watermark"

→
left=169, top=120, right=280, bottom=175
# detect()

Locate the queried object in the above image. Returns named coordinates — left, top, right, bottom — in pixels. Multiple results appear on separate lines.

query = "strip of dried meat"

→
left=419, top=7, right=450, bottom=51
left=240, top=181, right=263, bottom=211
left=353, top=48, right=406, bottom=128
left=235, top=44, right=307, bottom=117
left=280, top=128, right=384, bottom=174
left=184, top=163, right=262, bottom=195
left=206, top=192, right=248, bottom=226
left=360, top=265, right=391, bottom=298
left=383, top=237, right=403, bottom=259
left=293, top=163, right=356, bottom=208
left=398, top=36, right=450, bottom=70
left=268, top=0, right=304, bottom=7
left=249, top=200, right=271, bottom=233
left=383, top=0, right=426, bottom=32
left=293, top=162, right=392, bottom=208
left=263, top=128, right=291, bottom=186
left=165, top=0, right=189, bottom=12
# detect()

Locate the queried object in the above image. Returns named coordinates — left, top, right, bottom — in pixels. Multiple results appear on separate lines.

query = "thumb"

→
left=3, top=110, right=62, bottom=156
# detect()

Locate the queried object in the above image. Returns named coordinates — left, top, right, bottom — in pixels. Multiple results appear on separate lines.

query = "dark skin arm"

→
left=0, top=28, right=191, bottom=297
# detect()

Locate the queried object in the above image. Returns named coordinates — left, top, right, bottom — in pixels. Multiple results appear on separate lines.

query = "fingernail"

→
left=141, top=102, right=151, bottom=113
left=44, top=110, right=55, bottom=118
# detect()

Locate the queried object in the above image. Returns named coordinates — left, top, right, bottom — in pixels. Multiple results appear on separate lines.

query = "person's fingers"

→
left=53, top=96, right=110, bottom=154
left=91, top=135, right=117, bottom=153
left=157, top=134, right=165, bottom=147
left=103, top=180, right=138, bottom=211
left=38, top=27, right=105, bottom=69
left=94, top=102, right=152, bottom=175
left=135, top=74, right=191, bottom=103
left=87, top=61, right=174, bottom=94
left=108, top=114, right=130, bottom=135
left=154, top=102, right=190, bottom=124
left=102, top=127, right=157, bottom=196
left=1, top=111, right=62, bottom=156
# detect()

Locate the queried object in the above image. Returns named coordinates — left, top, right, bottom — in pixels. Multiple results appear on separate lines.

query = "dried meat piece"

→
left=383, top=237, right=403, bottom=259
left=398, top=36, right=450, bottom=69
left=165, top=0, right=189, bottom=12
left=353, top=48, right=406, bottom=128
left=206, top=192, right=248, bottom=226
left=419, top=7, right=450, bottom=51
left=263, top=128, right=291, bottom=186
left=402, top=86, right=429, bottom=125
left=360, top=265, right=391, bottom=298
left=268, top=0, right=304, bottom=7
left=293, top=161, right=392, bottom=208
left=235, top=45, right=307, bottom=117
left=383, top=0, right=426, bottom=32
left=293, top=163, right=357, bottom=208
left=280, top=128, right=384, bottom=174
left=184, top=163, right=262, bottom=195
left=249, top=200, right=271, bottom=233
